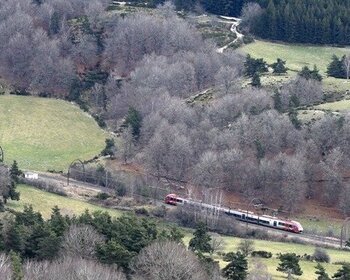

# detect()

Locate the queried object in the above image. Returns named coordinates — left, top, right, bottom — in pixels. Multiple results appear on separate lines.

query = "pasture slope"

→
left=7, top=185, right=123, bottom=219
left=0, top=95, right=106, bottom=171
left=240, top=40, right=350, bottom=92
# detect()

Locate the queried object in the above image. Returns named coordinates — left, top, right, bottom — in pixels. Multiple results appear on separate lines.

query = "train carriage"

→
left=165, top=194, right=303, bottom=233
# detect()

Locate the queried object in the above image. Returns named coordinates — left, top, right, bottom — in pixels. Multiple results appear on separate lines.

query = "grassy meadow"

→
left=240, top=40, right=350, bottom=74
left=240, top=40, right=350, bottom=93
left=0, top=95, right=106, bottom=171
left=7, top=185, right=123, bottom=219
left=185, top=231, right=350, bottom=279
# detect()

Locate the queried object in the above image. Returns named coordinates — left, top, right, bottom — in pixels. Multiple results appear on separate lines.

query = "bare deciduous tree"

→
left=60, top=224, right=105, bottom=259
left=131, top=241, right=208, bottom=280
left=215, top=66, right=239, bottom=95
left=24, top=257, right=126, bottom=280
left=237, top=239, right=255, bottom=257
left=247, top=259, right=272, bottom=280
left=280, top=77, right=323, bottom=109
left=119, top=127, right=135, bottom=164
left=0, top=254, right=12, bottom=279
left=344, top=55, right=350, bottom=80
left=240, top=2, right=263, bottom=33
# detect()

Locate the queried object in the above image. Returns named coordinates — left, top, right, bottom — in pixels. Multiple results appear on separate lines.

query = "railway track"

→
left=26, top=171, right=345, bottom=248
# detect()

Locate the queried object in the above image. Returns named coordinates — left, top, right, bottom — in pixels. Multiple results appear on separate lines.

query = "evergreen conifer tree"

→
left=272, top=58, right=287, bottom=74
left=277, top=253, right=303, bottom=278
left=333, top=264, right=350, bottom=280
left=222, top=251, right=248, bottom=280
left=10, top=251, right=23, bottom=280
left=315, top=263, right=331, bottom=280
left=189, top=222, right=213, bottom=254
left=251, top=72, right=261, bottom=87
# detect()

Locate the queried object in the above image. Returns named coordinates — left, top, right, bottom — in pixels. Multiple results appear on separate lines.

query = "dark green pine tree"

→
left=277, top=253, right=303, bottom=278
left=189, top=222, right=213, bottom=254
left=298, top=65, right=322, bottom=81
left=272, top=58, right=287, bottom=74
left=266, top=0, right=277, bottom=39
left=327, top=55, right=346, bottom=79
left=10, top=250, right=23, bottom=280
left=333, top=264, right=350, bottom=280
left=288, top=109, right=302, bottom=130
left=48, top=206, right=68, bottom=236
left=244, top=55, right=268, bottom=77
left=96, top=239, right=134, bottom=270
left=124, top=107, right=142, bottom=140
left=49, top=11, right=61, bottom=36
left=10, top=161, right=22, bottom=181
left=251, top=72, right=261, bottom=88
left=315, top=263, right=331, bottom=280
left=5, top=225, right=26, bottom=255
left=0, top=221, right=4, bottom=251
left=222, top=251, right=248, bottom=280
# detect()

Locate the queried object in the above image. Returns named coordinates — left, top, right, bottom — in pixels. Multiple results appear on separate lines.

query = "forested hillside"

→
left=252, top=0, right=350, bottom=45
left=0, top=0, right=350, bottom=214
left=144, top=0, right=350, bottom=45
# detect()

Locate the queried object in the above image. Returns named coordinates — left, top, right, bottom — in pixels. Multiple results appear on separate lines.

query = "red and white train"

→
left=165, top=194, right=303, bottom=234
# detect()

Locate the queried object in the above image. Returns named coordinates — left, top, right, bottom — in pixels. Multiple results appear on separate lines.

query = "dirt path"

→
left=217, top=16, right=243, bottom=53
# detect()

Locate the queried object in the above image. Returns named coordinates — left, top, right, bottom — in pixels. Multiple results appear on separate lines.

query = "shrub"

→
left=135, top=207, right=149, bottom=216
left=116, top=183, right=127, bottom=197
left=251, top=251, right=272, bottom=258
left=96, top=192, right=110, bottom=200
left=151, top=206, right=167, bottom=218
left=243, top=34, right=255, bottom=44
left=313, top=248, right=330, bottom=263
left=301, top=254, right=314, bottom=261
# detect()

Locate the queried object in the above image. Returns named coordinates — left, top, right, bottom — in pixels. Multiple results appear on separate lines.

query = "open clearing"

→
left=10, top=185, right=350, bottom=279
left=186, top=231, right=350, bottom=279
left=240, top=40, right=350, bottom=93
left=315, top=99, right=350, bottom=112
left=0, top=95, right=106, bottom=171
left=7, top=185, right=123, bottom=219
left=240, top=40, right=350, bottom=74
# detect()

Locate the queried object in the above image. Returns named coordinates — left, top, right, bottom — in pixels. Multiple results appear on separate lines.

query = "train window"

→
left=278, top=222, right=285, bottom=226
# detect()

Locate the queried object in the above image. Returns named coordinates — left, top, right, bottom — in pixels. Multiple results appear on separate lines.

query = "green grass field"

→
left=184, top=232, right=350, bottom=279
left=315, top=99, right=350, bottom=112
left=7, top=185, right=123, bottom=219
left=0, top=95, right=106, bottom=171
left=240, top=40, right=350, bottom=74
left=240, top=40, right=350, bottom=93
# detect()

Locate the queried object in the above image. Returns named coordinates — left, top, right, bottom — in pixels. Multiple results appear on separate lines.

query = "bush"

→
left=251, top=251, right=272, bottom=258
left=243, top=34, right=255, bottom=44
left=10, top=90, right=30, bottom=96
left=116, top=183, right=127, bottom=197
left=135, top=207, right=149, bottom=216
left=313, top=248, right=330, bottom=263
left=151, top=206, right=167, bottom=218
left=301, top=254, right=314, bottom=261
left=96, top=192, right=110, bottom=200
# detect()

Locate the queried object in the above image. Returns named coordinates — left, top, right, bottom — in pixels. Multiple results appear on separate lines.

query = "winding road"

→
left=217, top=16, right=243, bottom=53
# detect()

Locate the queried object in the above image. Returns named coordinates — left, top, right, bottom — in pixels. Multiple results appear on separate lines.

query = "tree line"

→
left=2, top=1, right=350, bottom=215
left=130, top=0, right=350, bottom=45
left=249, top=0, right=350, bottom=45
left=1, top=208, right=349, bottom=279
